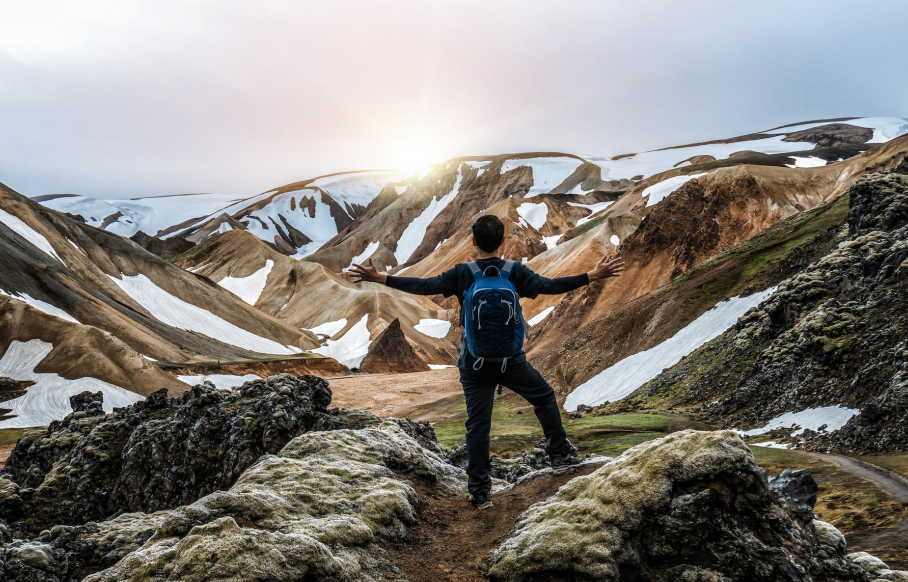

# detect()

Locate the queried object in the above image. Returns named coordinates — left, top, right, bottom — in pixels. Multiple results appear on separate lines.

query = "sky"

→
left=1, top=0, right=907, bottom=199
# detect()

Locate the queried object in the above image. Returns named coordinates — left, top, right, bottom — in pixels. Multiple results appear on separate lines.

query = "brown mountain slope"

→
left=525, top=134, right=908, bottom=360
left=173, top=230, right=460, bottom=366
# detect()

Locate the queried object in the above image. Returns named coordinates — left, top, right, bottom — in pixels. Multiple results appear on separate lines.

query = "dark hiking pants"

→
left=459, top=359, right=569, bottom=494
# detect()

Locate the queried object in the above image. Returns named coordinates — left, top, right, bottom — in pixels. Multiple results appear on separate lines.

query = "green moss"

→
left=0, top=428, right=25, bottom=445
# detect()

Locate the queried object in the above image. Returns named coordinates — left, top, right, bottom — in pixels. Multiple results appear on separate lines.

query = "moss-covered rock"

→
left=1, top=374, right=381, bottom=532
left=79, top=422, right=466, bottom=582
left=488, top=429, right=871, bottom=582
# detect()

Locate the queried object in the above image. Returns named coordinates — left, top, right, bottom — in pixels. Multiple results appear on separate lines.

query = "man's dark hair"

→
left=472, top=215, right=505, bottom=252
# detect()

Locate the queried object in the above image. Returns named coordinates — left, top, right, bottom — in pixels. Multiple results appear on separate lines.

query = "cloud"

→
left=0, top=0, right=906, bottom=198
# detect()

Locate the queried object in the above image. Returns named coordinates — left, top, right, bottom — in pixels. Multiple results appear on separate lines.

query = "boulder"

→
left=1, top=374, right=380, bottom=530
left=488, top=429, right=869, bottom=581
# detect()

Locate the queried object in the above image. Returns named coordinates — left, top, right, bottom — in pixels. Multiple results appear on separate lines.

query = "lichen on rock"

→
left=81, top=422, right=467, bottom=582
left=488, top=429, right=869, bottom=581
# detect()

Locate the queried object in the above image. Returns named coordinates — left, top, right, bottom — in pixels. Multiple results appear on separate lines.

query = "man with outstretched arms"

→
left=351, top=215, right=625, bottom=509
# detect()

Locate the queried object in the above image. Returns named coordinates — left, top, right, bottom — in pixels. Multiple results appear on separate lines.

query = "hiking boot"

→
left=469, top=490, right=494, bottom=510
left=550, top=452, right=583, bottom=475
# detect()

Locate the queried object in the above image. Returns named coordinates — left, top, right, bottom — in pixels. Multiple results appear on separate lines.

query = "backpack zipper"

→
left=477, top=299, right=487, bottom=329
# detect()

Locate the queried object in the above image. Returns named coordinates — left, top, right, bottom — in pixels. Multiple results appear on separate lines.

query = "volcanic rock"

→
left=487, top=430, right=875, bottom=581
left=1, top=374, right=380, bottom=531
left=359, top=318, right=430, bottom=374
left=630, top=165, right=908, bottom=453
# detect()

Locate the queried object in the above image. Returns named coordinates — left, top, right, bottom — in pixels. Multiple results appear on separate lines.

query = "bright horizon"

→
left=1, top=0, right=907, bottom=199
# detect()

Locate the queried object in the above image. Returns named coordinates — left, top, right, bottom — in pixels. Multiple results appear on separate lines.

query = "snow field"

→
left=642, top=173, right=706, bottom=206
left=36, top=193, right=239, bottom=238
left=737, top=405, right=860, bottom=437
left=243, top=190, right=337, bottom=256
left=785, top=156, right=827, bottom=168
left=0, top=208, right=61, bottom=261
left=762, top=117, right=908, bottom=143
left=564, top=288, right=777, bottom=410
left=414, top=319, right=451, bottom=338
left=312, top=314, right=372, bottom=368
left=217, top=260, right=274, bottom=305
left=542, top=235, right=562, bottom=249
left=108, top=273, right=301, bottom=355
left=528, top=306, right=554, bottom=326
left=500, top=157, right=585, bottom=197
left=586, top=135, right=815, bottom=182
left=307, top=170, right=409, bottom=208
left=0, top=339, right=144, bottom=427
left=177, top=373, right=262, bottom=390
left=516, top=202, right=548, bottom=230
left=0, top=289, right=78, bottom=323
left=395, top=169, right=463, bottom=264
left=570, top=200, right=614, bottom=227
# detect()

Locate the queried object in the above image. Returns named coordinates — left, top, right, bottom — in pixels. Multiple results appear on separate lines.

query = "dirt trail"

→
left=329, top=368, right=463, bottom=419
left=388, top=464, right=602, bottom=582
left=821, top=454, right=908, bottom=503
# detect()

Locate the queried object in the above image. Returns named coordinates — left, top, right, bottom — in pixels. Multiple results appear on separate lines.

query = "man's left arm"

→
left=518, top=255, right=625, bottom=297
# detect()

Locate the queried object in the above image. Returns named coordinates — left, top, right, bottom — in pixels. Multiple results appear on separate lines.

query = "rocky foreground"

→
left=0, top=377, right=905, bottom=581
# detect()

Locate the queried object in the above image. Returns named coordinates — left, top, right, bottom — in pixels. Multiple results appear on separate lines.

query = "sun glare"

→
left=392, top=138, right=445, bottom=172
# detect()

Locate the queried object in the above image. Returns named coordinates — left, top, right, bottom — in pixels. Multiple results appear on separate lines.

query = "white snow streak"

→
left=570, top=200, right=614, bottom=227
left=0, top=340, right=143, bottom=427
left=0, top=209, right=61, bottom=261
left=308, top=318, right=348, bottom=337
left=642, top=173, right=707, bottom=206
left=0, top=290, right=78, bottom=323
left=395, top=169, right=462, bottom=264
left=108, top=273, right=299, bottom=355
left=177, top=373, right=261, bottom=390
left=217, top=260, right=274, bottom=305
left=500, top=157, right=584, bottom=197
left=414, top=319, right=451, bottom=338
left=738, top=406, right=860, bottom=437
left=348, top=241, right=380, bottom=270
left=516, top=202, right=548, bottom=230
left=565, top=288, right=776, bottom=410
left=313, top=314, right=372, bottom=368
left=428, top=364, right=455, bottom=370
left=528, top=306, right=555, bottom=326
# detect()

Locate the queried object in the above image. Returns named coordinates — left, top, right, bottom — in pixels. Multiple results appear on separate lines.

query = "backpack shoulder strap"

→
left=466, top=261, right=483, bottom=282
left=500, top=260, right=516, bottom=281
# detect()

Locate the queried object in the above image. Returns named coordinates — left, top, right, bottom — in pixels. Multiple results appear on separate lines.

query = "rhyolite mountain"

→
left=3, top=116, right=906, bottom=431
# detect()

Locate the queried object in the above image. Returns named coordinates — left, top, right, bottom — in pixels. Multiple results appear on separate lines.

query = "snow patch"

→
left=177, top=373, right=261, bottom=390
left=610, top=234, right=621, bottom=246
left=0, top=208, right=61, bottom=261
left=312, top=314, right=371, bottom=368
left=516, top=202, right=548, bottom=230
left=738, top=406, right=860, bottom=437
left=395, top=169, right=463, bottom=264
left=0, top=340, right=144, bottom=428
left=565, top=288, right=776, bottom=410
left=348, top=241, right=380, bottom=270
left=763, top=117, right=908, bottom=143
left=500, top=157, right=585, bottom=197
left=785, top=156, right=827, bottom=168
left=428, top=364, right=454, bottom=370
left=0, top=290, right=78, bottom=323
left=642, top=173, right=706, bottom=207
left=569, top=200, right=614, bottom=227
left=542, top=235, right=561, bottom=249
left=308, top=318, right=348, bottom=338
left=217, top=260, right=274, bottom=305
left=414, top=319, right=451, bottom=339
left=108, top=273, right=299, bottom=355
left=528, top=306, right=555, bottom=326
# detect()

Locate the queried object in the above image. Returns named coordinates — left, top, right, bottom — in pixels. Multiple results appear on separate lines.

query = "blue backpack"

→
left=463, top=260, right=527, bottom=371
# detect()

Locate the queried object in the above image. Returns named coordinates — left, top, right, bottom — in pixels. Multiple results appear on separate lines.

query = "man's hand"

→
left=587, top=254, right=626, bottom=282
left=349, top=258, right=388, bottom=285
